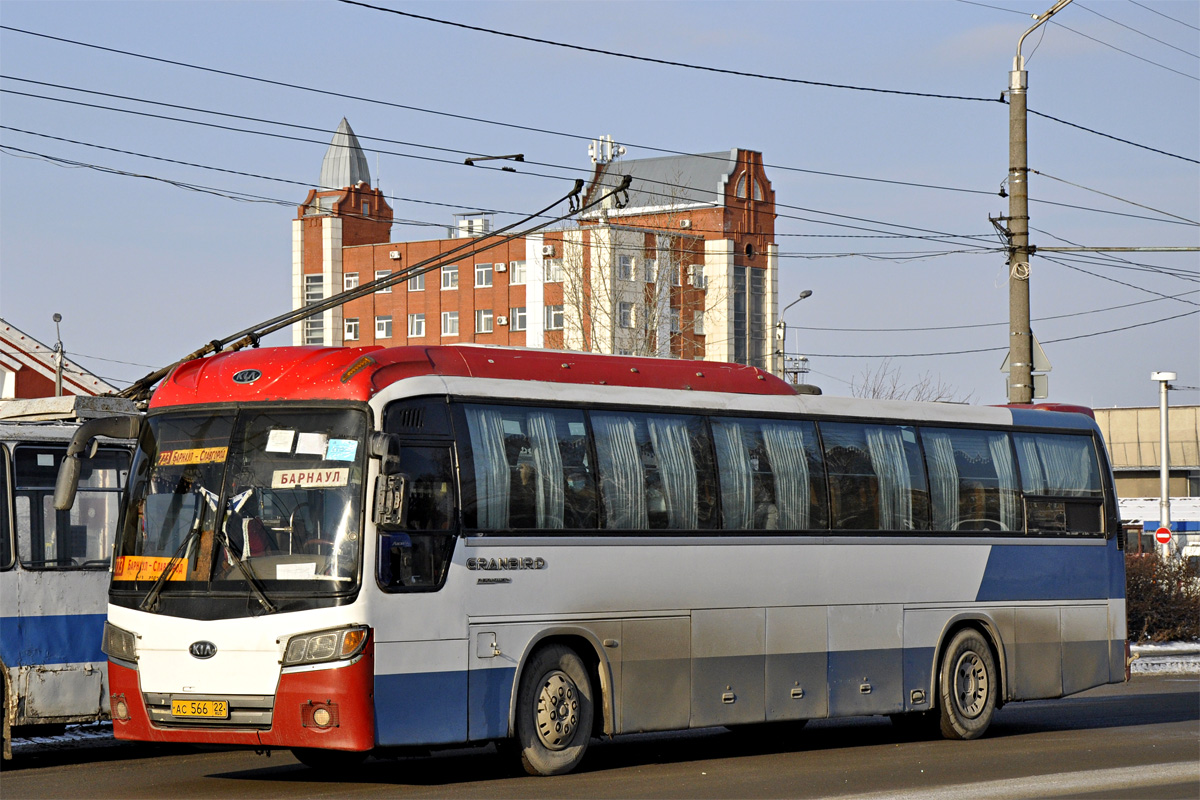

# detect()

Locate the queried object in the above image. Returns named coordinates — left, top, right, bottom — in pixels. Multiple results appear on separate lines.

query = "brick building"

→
left=0, top=318, right=117, bottom=398
left=292, top=121, right=778, bottom=371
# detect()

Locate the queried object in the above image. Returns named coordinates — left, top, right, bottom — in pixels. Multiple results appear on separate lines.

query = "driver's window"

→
left=377, top=444, right=456, bottom=592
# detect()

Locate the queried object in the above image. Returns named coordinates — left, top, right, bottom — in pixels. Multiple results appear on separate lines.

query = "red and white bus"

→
left=57, top=344, right=1126, bottom=775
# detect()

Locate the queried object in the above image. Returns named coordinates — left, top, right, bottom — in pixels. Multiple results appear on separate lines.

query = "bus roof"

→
left=149, top=345, right=798, bottom=408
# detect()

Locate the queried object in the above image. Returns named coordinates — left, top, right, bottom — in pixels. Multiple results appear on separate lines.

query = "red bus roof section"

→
left=149, top=345, right=797, bottom=408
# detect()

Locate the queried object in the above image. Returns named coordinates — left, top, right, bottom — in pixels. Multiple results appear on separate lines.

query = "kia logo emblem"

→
left=232, top=369, right=262, bottom=384
left=189, top=641, right=218, bottom=659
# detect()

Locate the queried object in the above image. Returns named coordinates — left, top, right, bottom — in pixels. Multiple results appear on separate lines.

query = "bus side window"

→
left=821, top=422, right=929, bottom=533
left=1014, top=433, right=1104, bottom=534
left=712, top=418, right=826, bottom=532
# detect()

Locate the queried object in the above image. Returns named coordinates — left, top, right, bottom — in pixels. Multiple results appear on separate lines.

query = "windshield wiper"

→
left=139, top=497, right=208, bottom=613
left=214, top=526, right=277, bottom=614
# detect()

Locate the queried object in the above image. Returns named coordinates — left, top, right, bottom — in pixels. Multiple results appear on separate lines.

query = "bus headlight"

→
left=280, top=625, right=369, bottom=667
left=101, top=622, right=138, bottom=663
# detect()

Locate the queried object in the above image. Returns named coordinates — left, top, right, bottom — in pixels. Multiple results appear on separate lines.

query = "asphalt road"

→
left=3, top=675, right=1197, bottom=799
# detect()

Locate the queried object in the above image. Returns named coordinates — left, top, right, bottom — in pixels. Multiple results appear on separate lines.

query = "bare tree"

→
left=849, top=359, right=975, bottom=404
left=557, top=170, right=727, bottom=360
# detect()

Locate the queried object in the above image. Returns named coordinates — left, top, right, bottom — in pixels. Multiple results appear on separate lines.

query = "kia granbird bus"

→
left=55, top=345, right=1126, bottom=775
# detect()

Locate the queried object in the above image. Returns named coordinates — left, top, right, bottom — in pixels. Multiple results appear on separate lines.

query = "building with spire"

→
left=292, top=124, right=778, bottom=371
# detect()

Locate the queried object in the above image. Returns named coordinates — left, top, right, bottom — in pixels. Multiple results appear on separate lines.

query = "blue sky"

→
left=1, top=0, right=1196, bottom=407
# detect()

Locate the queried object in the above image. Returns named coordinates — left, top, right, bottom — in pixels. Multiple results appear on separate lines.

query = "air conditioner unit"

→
left=542, top=245, right=556, bottom=256
left=388, top=250, right=402, bottom=260
left=678, top=219, right=691, bottom=229
left=496, top=316, right=508, bottom=326
left=494, top=262, right=507, bottom=272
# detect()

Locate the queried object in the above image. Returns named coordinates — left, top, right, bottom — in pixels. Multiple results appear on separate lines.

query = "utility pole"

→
left=1006, top=0, right=1072, bottom=404
left=1152, top=371, right=1175, bottom=556
left=52, top=312, right=64, bottom=398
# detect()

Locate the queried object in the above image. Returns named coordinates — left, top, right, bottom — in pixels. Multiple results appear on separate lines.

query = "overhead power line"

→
left=338, top=0, right=1001, bottom=103
left=1076, top=1, right=1199, bottom=58
left=1127, top=0, right=1200, bottom=32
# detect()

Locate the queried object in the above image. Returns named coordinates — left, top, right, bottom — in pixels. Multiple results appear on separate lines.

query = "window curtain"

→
left=923, top=430, right=959, bottom=531
left=1018, top=436, right=1048, bottom=495
left=646, top=416, right=697, bottom=529
left=713, top=422, right=753, bottom=529
left=865, top=426, right=913, bottom=530
left=1036, top=436, right=1096, bottom=496
left=526, top=411, right=565, bottom=529
left=592, top=414, right=647, bottom=529
left=466, top=407, right=510, bottom=528
left=761, top=423, right=811, bottom=530
left=988, top=433, right=1020, bottom=530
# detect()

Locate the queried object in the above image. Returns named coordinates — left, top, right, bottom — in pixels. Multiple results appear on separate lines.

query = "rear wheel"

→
left=515, top=644, right=594, bottom=776
left=937, top=629, right=998, bottom=740
left=290, top=747, right=368, bottom=770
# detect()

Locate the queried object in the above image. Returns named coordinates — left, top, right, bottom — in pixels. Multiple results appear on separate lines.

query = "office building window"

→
left=344, top=318, right=359, bottom=341
left=618, top=302, right=634, bottom=329
left=375, top=269, right=391, bottom=293
left=442, top=264, right=459, bottom=289
left=618, top=254, right=635, bottom=281
left=476, top=308, right=494, bottom=333
left=409, top=272, right=425, bottom=291
left=510, top=260, right=527, bottom=285
left=545, top=259, right=564, bottom=283
left=475, top=263, right=493, bottom=288
left=407, top=313, right=425, bottom=338
left=375, top=315, right=393, bottom=339
left=510, top=306, right=527, bottom=331
left=442, top=311, right=459, bottom=336
left=344, top=272, right=359, bottom=291
left=544, top=305, right=564, bottom=330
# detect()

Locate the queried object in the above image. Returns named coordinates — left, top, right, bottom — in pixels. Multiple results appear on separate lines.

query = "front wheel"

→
left=937, top=628, right=998, bottom=740
left=515, top=644, right=594, bottom=776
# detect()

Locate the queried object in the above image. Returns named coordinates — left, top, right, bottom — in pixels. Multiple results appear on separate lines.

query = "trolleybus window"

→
left=821, top=422, right=928, bottom=532
left=921, top=427, right=1021, bottom=532
left=711, top=417, right=826, bottom=530
left=591, top=411, right=716, bottom=530
left=462, top=404, right=597, bottom=531
left=0, top=446, right=11, bottom=570
left=14, top=445, right=128, bottom=569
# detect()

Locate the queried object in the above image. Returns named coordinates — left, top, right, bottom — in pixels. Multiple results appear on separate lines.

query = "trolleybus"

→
left=1, top=396, right=135, bottom=757
left=56, top=344, right=1126, bottom=775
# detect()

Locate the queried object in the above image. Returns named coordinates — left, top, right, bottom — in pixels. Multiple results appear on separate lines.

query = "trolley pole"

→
left=1006, top=0, right=1072, bottom=404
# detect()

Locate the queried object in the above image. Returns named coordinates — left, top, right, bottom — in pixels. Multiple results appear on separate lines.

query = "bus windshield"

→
left=114, top=407, right=367, bottom=609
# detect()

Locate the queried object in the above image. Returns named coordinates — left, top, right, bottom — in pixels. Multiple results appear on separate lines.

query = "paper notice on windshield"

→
left=276, top=562, right=316, bottom=580
left=271, top=468, right=349, bottom=489
left=326, top=439, right=358, bottom=461
left=266, top=429, right=295, bottom=453
left=295, top=433, right=328, bottom=455
left=113, top=556, right=186, bottom=582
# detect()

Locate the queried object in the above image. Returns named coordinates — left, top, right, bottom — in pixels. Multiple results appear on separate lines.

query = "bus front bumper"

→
left=106, top=636, right=375, bottom=752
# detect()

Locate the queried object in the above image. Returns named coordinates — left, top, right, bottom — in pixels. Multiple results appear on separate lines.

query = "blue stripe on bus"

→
left=374, top=669, right=468, bottom=746
left=468, top=666, right=516, bottom=740
left=0, top=613, right=107, bottom=666
left=975, top=539, right=1122, bottom=602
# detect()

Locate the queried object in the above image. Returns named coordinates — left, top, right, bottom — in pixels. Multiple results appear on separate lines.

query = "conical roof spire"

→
left=319, top=118, right=371, bottom=190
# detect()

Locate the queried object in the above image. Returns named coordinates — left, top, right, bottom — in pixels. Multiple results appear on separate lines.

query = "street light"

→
left=775, top=290, right=813, bottom=377
left=1151, top=370, right=1176, bottom=556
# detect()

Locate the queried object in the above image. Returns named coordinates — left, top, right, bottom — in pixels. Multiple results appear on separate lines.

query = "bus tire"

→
left=937, top=628, right=997, bottom=740
left=515, top=644, right=594, bottom=776
left=290, top=747, right=368, bottom=770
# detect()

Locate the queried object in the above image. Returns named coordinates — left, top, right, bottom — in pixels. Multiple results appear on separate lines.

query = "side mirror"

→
left=369, top=432, right=402, bottom=474
left=373, top=473, right=408, bottom=530
left=54, top=414, right=142, bottom=510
